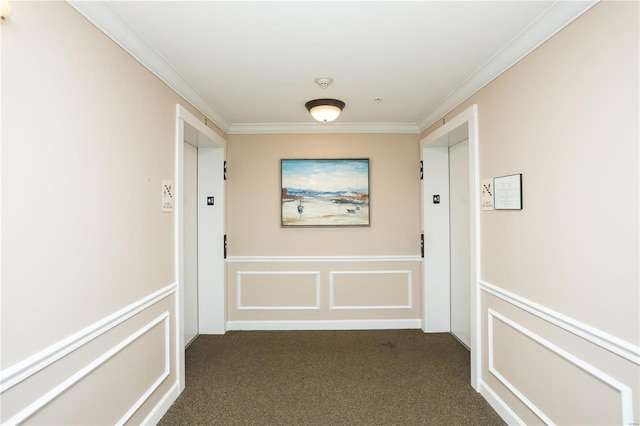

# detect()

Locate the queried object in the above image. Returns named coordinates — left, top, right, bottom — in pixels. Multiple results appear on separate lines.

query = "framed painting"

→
left=281, top=159, right=370, bottom=227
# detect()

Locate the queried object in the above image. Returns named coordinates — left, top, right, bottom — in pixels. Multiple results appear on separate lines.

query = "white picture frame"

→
left=493, top=174, right=522, bottom=210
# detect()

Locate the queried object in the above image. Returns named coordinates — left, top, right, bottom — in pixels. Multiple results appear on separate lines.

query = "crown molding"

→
left=417, top=0, right=598, bottom=132
left=67, top=0, right=231, bottom=133
left=68, top=0, right=597, bottom=136
left=227, top=122, right=420, bottom=135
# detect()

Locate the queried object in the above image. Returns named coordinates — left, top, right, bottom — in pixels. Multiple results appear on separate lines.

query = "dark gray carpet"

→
left=159, top=330, right=505, bottom=425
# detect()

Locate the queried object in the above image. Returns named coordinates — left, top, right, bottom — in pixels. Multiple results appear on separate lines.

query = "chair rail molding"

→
left=479, top=280, right=640, bottom=365
left=0, top=283, right=177, bottom=393
left=226, top=255, right=422, bottom=263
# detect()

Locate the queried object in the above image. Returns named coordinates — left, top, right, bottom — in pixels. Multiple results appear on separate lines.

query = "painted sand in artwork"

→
left=281, top=159, right=369, bottom=226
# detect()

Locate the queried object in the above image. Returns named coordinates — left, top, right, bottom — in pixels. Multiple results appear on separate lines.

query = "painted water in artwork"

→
left=281, top=159, right=370, bottom=226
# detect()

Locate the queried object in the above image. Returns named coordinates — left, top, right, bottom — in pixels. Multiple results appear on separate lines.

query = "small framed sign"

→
left=481, top=178, right=494, bottom=211
left=162, top=179, right=174, bottom=212
left=494, top=174, right=522, bottom=210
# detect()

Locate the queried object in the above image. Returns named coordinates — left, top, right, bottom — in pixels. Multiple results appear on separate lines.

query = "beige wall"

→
left=226, top=133, right=423, bottom=325
left=423, top=1, right=639, bottom=423
left=0, top=2, right=215, bottom=423
left=227, top=134, right=421, bottom=256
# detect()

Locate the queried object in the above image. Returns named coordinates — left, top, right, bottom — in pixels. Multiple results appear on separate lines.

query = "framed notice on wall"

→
left=494, top=174, right=522, bottom=210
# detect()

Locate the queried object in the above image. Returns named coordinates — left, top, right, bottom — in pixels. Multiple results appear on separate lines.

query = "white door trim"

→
left=175, top=105, right=226, bottom=392
left=449, top=138, right=471, bottom=348
left=420, top=104, right=480, bottom=390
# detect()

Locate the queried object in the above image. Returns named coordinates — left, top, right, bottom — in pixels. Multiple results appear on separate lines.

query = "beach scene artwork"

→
left=281, top=159, right=370, bottom=227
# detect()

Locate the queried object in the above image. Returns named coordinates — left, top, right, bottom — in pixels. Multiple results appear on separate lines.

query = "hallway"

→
left=160, top=330, right=503, bottom=425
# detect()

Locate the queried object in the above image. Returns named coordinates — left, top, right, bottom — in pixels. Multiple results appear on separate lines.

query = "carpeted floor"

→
left=159, top=330, right=505, bottom=425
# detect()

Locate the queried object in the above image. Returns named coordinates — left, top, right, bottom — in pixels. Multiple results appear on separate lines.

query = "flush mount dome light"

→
left=305, top=98, right=346, bottom=123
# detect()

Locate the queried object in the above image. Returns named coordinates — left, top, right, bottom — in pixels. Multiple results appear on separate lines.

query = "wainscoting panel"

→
left=226, top=256, right=422, bottom=328
left=489, top=309, right=631, bottom=425
left=479, top=281, right=639, bottom=425
left=0, top=285, right=177, bottom=426
left=330, top=270, right=412, bottom=310
left=237, top=271, right=321, bottom=310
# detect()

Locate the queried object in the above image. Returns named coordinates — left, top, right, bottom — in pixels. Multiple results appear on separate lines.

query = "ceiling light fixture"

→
left=305, top=98, right=346, bottom=123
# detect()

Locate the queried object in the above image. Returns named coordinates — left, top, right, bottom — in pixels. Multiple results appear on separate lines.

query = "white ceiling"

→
left=70, top=1, right=596, bottom=134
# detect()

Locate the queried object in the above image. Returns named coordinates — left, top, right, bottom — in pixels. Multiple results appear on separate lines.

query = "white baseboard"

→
left=141, top=382, right=180, bottom=426
left=226, top=319, right=422, bottom=331
left=479, top=380, right=525, bottom=425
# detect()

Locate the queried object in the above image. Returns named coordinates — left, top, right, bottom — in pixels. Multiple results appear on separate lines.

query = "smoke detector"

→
left=314, top=77, right=334, bottom=89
